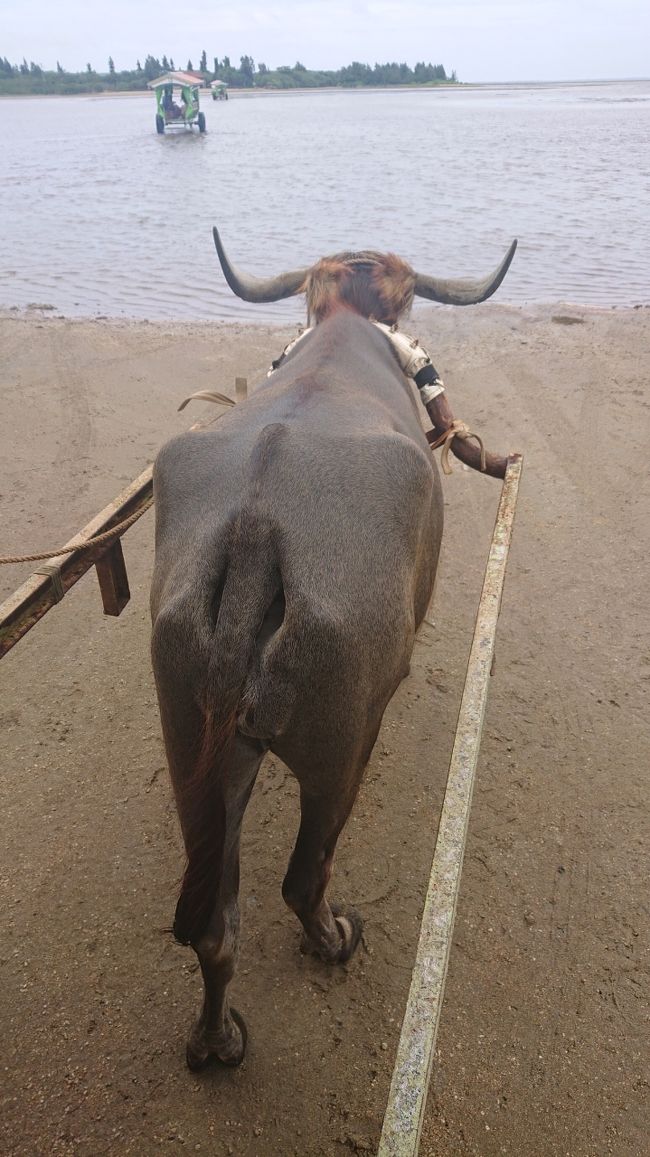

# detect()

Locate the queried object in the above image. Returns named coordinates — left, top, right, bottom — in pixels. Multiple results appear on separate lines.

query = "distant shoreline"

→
left=1, top=77, right=647, bottom=100
left=1, top=83, right=458, bottom=101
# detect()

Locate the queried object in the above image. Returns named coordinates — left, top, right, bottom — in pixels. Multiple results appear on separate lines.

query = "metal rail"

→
left=377, top=452, right=523, bottom=1157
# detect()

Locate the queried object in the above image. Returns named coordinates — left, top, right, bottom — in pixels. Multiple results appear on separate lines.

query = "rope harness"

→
left=0, top=328, right=482, bottom=567
left=428, top=420, right=487, bottom=476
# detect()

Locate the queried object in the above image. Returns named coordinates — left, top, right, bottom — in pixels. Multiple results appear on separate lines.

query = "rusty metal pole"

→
left=377, top=453, right=523, bottom=1157
left=0, top=389, right=240, bottom=660
left=0, top=468, right=154, bottom=659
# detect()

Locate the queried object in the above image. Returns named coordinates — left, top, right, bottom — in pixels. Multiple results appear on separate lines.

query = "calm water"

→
left=1, top=81, right=648, bottom=323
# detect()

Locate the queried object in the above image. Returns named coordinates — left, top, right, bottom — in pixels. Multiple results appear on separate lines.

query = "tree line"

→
left=0, top=51, right=457, bottom=95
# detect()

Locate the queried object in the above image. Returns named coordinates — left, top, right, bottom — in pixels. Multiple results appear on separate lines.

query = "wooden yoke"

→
left=424, top=393, right=508, bottom=479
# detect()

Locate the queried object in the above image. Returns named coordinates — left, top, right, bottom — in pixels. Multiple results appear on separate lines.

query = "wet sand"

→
left=1, top=304, right=648, bottom=1155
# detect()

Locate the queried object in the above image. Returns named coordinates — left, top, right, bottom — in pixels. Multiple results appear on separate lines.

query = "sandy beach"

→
left=1, top=302, right=648, bottom=1156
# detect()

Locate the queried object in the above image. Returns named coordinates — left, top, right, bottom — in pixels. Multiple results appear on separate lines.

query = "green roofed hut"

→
left=149, top=71, right=207, bottom=134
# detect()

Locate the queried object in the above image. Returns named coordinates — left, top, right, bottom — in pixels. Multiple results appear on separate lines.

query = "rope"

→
left=177, top=391, right=237, bottom=412
left=0, top=390, right=237, bottom=568
left=0, top=498, right=154, bottom=565
left=428, top=420, right=487, bottom=476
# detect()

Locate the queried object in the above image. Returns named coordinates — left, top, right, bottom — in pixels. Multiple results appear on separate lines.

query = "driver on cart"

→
left=163, top=86, right=182, bottom=119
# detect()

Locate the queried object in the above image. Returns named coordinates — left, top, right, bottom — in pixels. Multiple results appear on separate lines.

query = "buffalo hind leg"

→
left=180, top=736, right=264, bottom=1071
left=282, top=780, right=364, bottom=964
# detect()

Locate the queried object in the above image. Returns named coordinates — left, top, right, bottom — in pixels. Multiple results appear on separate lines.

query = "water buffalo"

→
left=150, top=229, right=516, bottom=1069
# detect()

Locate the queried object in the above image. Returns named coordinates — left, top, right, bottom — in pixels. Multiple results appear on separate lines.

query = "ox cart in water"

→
left=149, top=70, right=206, bottom=134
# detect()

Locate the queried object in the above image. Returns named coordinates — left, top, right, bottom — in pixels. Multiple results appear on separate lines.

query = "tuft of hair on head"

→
left=305, top=251, right=416, bottom=325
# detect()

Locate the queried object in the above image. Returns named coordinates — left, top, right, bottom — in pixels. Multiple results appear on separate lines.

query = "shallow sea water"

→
left=1, top=80, right=648, bottom=322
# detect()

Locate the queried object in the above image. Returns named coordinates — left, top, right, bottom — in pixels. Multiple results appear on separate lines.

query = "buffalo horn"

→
left=213, top=227, right=309, bottom=303
left=414, top=239, right=518, bottom=305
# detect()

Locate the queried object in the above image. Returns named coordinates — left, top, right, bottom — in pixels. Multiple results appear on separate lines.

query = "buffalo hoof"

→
left=331, top=903, right=364, bottom=964
left=301, top=904, right=364, bottom=965
left=185, top=1007, right=248, bottom=1072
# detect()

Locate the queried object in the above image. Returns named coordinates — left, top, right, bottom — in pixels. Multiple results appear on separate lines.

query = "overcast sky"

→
left=1, top=0, right=648, bottom=83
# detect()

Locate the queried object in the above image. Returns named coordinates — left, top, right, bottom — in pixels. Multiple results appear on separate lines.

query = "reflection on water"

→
left=0, top=80, right=648, bottom=322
